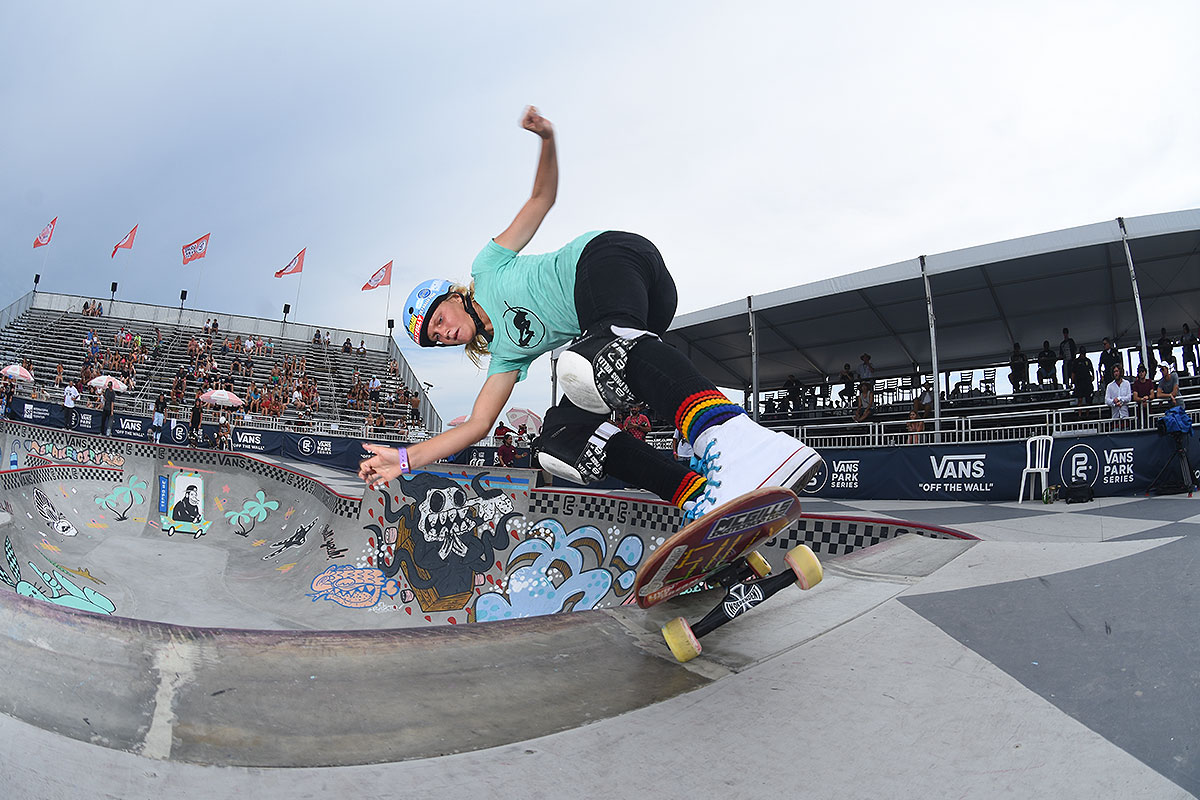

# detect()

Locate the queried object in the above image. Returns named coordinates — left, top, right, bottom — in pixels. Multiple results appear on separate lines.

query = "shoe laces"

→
left=682, top=440, right=722, bottom=523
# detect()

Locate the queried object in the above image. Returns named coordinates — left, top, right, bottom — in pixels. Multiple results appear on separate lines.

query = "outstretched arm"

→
left=359, top=371, right=519, bottom=488
left=493, top=106, right=557, bottom=253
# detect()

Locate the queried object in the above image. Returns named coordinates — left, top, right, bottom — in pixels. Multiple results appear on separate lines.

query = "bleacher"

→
left=0, top=293, right=435, bottom=442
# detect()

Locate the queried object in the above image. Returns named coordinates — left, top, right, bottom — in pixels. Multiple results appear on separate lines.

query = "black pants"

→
left=542, top=232, right=716, bottom=498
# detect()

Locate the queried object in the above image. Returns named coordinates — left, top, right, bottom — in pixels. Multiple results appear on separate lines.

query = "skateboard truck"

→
left=661, top=544, right=822, bottom=663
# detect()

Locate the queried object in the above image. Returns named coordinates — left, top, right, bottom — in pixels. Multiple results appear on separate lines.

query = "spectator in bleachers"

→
left=211, top=319, right=220, bottom=336
left=95, top=302, right=103, bottom=316
left=1059, top=328, right=1077, bottom=388
left=856, top=353, right=875, bottom=397
left=54, top=363, right=63, bottom=387
left=357, top=340, right=367, bottom=356
left=342, top=337, right=353, bottom=353
left=783, top=374, right=802, bottom=414
left=905, top=410, right=925, bottom=443
left=493, top=420, right=514, bottom=439
left=1156, top=327, right=1175, bottom=370
left=913, top=379, right=934, bottom=417
left=323, top=331, right=331, bottom=346
left=1104, top=364, right=1131, bottom=420
left=81, top=301, right=90, bottom=316
left=203, top=319, right=211, bottom=335
left=852, top=386, right=874, bottom=423
left=1098, top=338, right=1119, bottom=395
left=837, top=363, right=855, bottom=405
left=1, top=379, right=13, bottom=418
left=407, top=389, right=420, bottom=421
left=1153, top=363, right=1181, bottom=408
left=1008, top=343, right=1029, bottom=393
left=245, top=382, right=262, bottom=414
left=1181, top=323, right=1198, bottom=377
left=1070, top=348, right=1094, bottom=407
left=388, top=358, right=399, bottom=376
left=1131, top=364, right=1154, bottom=410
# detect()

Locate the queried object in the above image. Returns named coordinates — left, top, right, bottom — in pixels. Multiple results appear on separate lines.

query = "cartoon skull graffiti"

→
left=366, top=473, right=516, bottom=609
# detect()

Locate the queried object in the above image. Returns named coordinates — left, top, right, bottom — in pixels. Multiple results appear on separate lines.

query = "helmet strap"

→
left=460, top=293, right=493, bottom=343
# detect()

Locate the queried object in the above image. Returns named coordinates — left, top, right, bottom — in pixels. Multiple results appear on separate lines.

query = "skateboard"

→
left=632, top=486, right=823, bottom=662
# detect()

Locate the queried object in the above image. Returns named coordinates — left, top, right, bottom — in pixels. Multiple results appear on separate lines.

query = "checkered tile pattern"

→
left=1, top=464, right=122, bottom=491
left=527, top=490, right=684, bottom=533
left=766, top=516, right=963, bottom=557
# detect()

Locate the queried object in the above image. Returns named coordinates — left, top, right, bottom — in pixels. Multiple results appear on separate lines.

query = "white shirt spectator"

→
left=63, top=384, right=79, bottom=408
left=1105, top=377, right=1132, bottom=419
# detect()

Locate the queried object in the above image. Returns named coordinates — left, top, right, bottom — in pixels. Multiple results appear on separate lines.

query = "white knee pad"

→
left=557, top=326, right=657, bottom=415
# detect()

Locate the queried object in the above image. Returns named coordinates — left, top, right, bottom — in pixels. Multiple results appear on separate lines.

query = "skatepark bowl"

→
left=1, top=417, right=1198, bottom=798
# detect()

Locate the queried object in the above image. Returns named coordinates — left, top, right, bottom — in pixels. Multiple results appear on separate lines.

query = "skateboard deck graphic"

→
left=632, top=486, right=824, bottom=662
left=633, top=487, right=803, bottom=609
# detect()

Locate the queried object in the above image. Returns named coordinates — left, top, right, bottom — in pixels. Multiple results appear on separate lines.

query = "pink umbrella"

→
left=506, top=408, right=543, bottom=434
left=1, top=364, right=33, bottom=382
left=89, top=375, right=127, bottom=392
left=200, top=389, right=244, bottom=407
left=447, top=414, right=469, bottom=427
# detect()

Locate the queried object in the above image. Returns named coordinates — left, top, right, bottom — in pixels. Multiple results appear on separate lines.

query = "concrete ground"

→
left=1, top=451, right=1198, bottom=798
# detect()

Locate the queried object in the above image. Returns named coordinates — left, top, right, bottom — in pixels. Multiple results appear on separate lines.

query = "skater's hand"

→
left=359, top=443, right=403, bottom=489
left=520, top=105, right=553, bottom=139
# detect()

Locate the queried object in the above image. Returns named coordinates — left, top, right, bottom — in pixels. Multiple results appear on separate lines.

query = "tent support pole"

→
left=748, top=295, right=759, bottom=422
left=1117, top=217, right=1150, bottom=370
left=920, top=255, right=941, bottom=434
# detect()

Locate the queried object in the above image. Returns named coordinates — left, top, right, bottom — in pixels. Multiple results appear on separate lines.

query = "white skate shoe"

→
left=682, top=414, right=821, bottom=522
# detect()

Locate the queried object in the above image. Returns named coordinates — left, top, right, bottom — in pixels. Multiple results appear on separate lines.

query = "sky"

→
left=2, top=0, right=1198, bottom=424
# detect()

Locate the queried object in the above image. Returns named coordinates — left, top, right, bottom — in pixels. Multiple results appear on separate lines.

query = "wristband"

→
left=396, top=446, right=411, bottom=475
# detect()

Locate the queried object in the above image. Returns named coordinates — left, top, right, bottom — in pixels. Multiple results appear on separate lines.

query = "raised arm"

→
left=493, top=106, right=557, bottom=253
left=359, top=370, right=519, bottom=488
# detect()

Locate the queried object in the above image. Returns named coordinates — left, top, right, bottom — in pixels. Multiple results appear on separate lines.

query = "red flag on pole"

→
left=33, top=217, right=57, bottom=248
left=111, top=224, right=138, bottom=258
left=361, top=260, right=392, bottom=291
left=275, top=248, right=306, bottom=278
left=182, top=233, right=211, bottom=265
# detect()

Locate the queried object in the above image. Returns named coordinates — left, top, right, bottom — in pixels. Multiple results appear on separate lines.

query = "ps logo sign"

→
left=171, top=425, right=188, bottom=444
left=298, top=436, right=317, bottom=456
left=1060, top=443, right=1098, bottom=487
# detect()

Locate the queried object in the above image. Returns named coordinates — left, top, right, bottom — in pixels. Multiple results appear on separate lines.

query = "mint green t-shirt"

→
left=472, top=231, right=603, bottom=381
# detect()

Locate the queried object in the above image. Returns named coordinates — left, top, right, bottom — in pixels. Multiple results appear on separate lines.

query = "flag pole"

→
left=294, top=270, right=304, bottom=321
left=385, top=282, right=392, bottom=331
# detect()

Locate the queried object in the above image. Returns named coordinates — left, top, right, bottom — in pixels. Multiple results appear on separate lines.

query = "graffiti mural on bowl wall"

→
left=0, top=536, right=116, bottom=615
left=364, top=472, right=517, bottom=614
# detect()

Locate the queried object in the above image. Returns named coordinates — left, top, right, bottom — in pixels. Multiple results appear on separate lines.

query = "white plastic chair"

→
left=1018, top=435, right=1053, bottom=503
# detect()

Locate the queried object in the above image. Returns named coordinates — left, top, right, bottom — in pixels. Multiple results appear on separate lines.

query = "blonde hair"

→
left=450, top=282, right=491, bottom=368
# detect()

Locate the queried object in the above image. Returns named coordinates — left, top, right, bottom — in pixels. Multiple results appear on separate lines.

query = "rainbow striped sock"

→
left=671, top=471, right=707, bottom=508
left=675, top=390, right=746, bottom=445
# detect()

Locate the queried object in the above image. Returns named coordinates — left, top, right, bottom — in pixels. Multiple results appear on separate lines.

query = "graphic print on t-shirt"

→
left=504, top=302, right=546, bottom=349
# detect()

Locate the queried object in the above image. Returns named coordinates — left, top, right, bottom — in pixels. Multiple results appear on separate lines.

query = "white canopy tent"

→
left=664, top=209, right=1200, bottom=424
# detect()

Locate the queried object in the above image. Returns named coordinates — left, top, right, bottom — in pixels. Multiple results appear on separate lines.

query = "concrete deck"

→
left=1, top=425, right=1197, bottom=798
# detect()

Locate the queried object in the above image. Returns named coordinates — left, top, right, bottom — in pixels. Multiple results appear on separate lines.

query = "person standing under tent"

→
left=1059, top=328, right=1077, bottom=390
left=359, top=106, right=821, bottom=520
left=1181, top=323, right=1198, bottom=377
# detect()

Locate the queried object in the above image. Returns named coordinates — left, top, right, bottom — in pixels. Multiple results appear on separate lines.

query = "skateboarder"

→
left=359, top=106, right=822, bottom=520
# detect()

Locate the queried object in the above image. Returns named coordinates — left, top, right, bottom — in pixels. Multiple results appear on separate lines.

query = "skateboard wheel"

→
left=784, top=544, right=823, bottom=590
left=662, top=616, right=702, bottom=663
left=745, top=551, right=771, bottom=579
